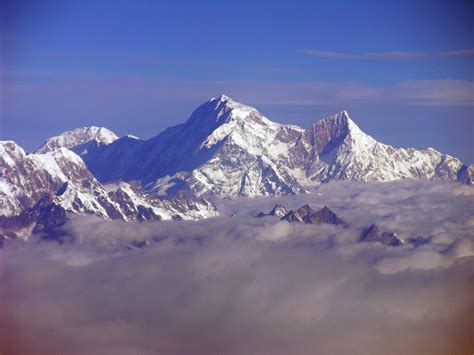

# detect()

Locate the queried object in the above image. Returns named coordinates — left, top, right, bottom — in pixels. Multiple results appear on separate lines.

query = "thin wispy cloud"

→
left=303, top=49, right=474, bottom=60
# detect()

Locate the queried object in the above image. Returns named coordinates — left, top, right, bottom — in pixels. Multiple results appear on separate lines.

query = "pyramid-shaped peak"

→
left=297, top=204, right=314, bottom=215
left=321, top=110, right=355, bottom=126
left=318, top=205, right=334, bottom=213
left=309, top=109, right=369, bottom=144
left=188, top=95, right=267, bottom=129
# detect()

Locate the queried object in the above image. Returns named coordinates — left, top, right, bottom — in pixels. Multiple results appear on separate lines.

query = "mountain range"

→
left=1, top=94, right=472, bottom=237
left=45, top=94, right=471, bottom=197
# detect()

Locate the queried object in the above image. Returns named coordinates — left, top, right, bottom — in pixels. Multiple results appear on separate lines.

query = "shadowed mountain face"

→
left=279, top=204, right=349, bottom=227
left=33, top=95, right=470, bottom=199
left=360, top=224, right=402, bottom=246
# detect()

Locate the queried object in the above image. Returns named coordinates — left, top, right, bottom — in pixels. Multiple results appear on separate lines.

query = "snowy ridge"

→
left=124, top=95, right=470, bottom=197
left=0, top=141, right=218, bottom=226
left=7, top=95, right=472, bottom=211
left=50, top=95, right=471, bottom=199
left=35, top=126, right=119, bottom=154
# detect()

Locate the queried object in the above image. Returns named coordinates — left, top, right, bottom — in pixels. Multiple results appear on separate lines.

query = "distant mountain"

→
left=35, top=126, right=119, bottom=155
left=80, top=135, right=144, bottom=182
left=281, top=204, right=349, bottom=227
left=49, top=95, right=470, bottom=199
left=269, top=203, right=289, bottom=218
left=0, top=141, right=218, bottom=238
left=360, top=224, right=402, bottom=246
left=1, top=94, right=472, bottom=237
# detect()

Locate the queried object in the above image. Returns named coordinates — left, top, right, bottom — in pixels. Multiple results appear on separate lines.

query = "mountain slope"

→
left=36, top=95, right=472, bottom=199
left=35, top=126, right=119, bottom=155
left=301, top=111, right=465, bottom=183
left=0, top=141, right=218, bottom=227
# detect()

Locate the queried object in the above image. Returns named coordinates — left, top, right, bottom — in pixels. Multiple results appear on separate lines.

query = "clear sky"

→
left=1, top=0, right=473, bottom=162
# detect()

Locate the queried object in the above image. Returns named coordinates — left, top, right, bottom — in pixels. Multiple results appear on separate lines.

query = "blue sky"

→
left=1, top=0, right=473, bottom=162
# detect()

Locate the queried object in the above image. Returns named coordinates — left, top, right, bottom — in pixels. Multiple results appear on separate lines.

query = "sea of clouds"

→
left=0, top=181, right=473, bottom=354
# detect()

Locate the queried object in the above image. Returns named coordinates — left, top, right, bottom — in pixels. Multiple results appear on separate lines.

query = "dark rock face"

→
left=32, top=203, right=67, bottom=236
left=360, top=224, right=401, bottom=246
left=257, top=203, right=289, bottom=218
left=407, top=235, right=432, bottom=247
left=281, top=204, right=349, bottom=227
left=269, top=203, right=288, bottom=217
left=457, top=164, right=473, bottom=185
left=0, top=193, right=69, bottom=243
left=303, top=206, right=350, bottom=227
left=281, top=210, right=303, bottom=223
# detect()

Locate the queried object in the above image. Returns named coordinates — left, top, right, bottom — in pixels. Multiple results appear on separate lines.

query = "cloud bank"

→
left=303, top=48, right=474, bottom=60
left=0, top=181, right=473, bottom=354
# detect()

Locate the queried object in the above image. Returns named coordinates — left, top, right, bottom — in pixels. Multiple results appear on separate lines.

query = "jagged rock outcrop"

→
left=457, top=164, right=474, bottom=185
left=0, top=141, right=218, bottom=230
left=0, top=194, right=68, bottom=242
left=269, top=203, right=289, bottom=217
left=281, top=204, right=349, bottom=227
left=360, top=224, right=401, bottom=246
left=256, top=203, right=289, bottom=218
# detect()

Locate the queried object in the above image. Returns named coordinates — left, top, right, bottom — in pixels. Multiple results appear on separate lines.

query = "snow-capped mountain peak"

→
left=35, top=126, right=119, bottom=154
left=26, top=97, right=471, bottom=202
left=212, top=94, right=232, bottom=103
left=0, top=138, right=219, bottom=234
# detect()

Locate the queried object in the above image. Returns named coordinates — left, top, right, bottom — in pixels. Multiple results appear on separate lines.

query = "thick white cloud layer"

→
left=0, top=181, right=473, bottom=354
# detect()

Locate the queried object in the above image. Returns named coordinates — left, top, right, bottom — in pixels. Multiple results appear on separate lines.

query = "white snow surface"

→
left=79, top=95, right=468, bottom=199
left=0, top=141, right=218, bottom=221
left=35, top=126, right=119, bottom=154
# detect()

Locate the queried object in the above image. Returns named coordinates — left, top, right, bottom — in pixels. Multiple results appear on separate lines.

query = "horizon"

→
left=1, top=0, right=473, bottom=163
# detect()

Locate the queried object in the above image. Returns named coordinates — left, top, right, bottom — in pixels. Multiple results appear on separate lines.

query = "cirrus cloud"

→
left=303, top=48, right=474, bottom=60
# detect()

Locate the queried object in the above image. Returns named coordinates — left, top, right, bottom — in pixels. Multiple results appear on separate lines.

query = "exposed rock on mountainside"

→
left=2, top=95, right=471, bottom=233
left=457, top=164, right=474, bottom=185
left=360, top=224, right=402, bottom=246
left=256, top=203, right=289, bottom=218
left=269, top=203, right=289, bottom=217
left=0, top=141, right=218, bottom=232
left=281, top=204, right=349, bottom=227
left=0, top=193, right=68, bottom=242
left=43, top=95, right=469, bottom=199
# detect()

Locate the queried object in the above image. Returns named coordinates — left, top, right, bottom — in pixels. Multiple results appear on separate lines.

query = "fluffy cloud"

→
left=0, top=181, right=473, bottom=354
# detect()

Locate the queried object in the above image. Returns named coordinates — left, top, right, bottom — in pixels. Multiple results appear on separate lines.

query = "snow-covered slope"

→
left=83, top=95, right=468, bottom=197
left=299, top=111, right=465, bottom=183
left=0, top=141, right=218, bottom=225
left=35, top=126, right=119, bottom=155
left=81, top=135, right=144, bottom=182
left=33, top=95, right=472, bottom=200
